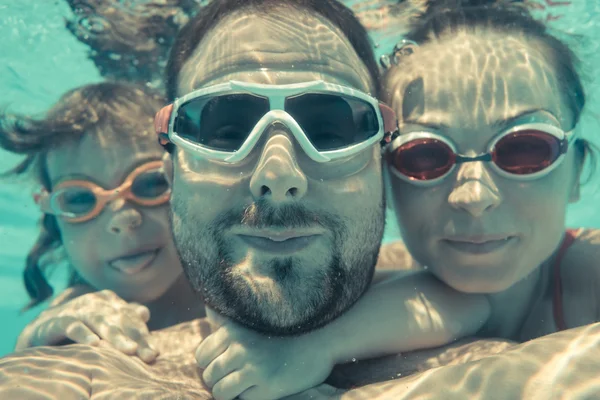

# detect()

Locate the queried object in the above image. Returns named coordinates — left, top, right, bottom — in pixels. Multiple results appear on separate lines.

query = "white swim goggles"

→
left=154, top=80, right=397, bottom=163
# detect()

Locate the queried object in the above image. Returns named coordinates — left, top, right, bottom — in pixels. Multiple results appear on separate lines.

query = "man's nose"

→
left=249, top=126, right=308, bottom=203
left=106, top=198, right=143, bottom=234
left=447, top=161, right=501, bottom=217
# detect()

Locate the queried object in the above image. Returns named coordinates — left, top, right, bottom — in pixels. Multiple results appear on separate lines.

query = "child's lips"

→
left=109, top=249, right=160, bottom=275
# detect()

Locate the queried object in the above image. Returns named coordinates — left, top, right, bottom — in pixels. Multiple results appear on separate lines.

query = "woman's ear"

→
left=569, top=140, right=588, bottom=203
left=382, top=158, right=394, bottom=211
left=162, top=152, right=174, bottom=186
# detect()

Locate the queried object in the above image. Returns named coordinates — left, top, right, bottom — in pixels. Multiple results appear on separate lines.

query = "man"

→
left=1, top=1, right=600, bottom=399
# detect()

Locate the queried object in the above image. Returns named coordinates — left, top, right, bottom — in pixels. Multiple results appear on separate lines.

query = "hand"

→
left=15, top=289, right=158, bottom=363
left=195, top=316, right=335, bottom=400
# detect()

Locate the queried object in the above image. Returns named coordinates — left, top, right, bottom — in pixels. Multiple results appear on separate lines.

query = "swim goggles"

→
left=154, top=80, right=397, bottom=163
left=386, top=123, right=577, bottom=185
left=34, top=161, right=170, bottom=223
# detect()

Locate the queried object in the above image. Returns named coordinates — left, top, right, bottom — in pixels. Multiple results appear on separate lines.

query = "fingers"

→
left=30, top=316, right=100, bottom=347
left=202, top=347, right=244, bottom=388
left=195, top=326, right=231, bottom=369
left=211, top=370, right=254, bottom=400
left=129, top=303, right=151, bottom=323
left=123, top=324, right=158, bottom=364
left=206, top=307, right=228, bottom=329
left=63, top=320, right=101, bottom=346
left=92, top=318, right=138, bottom=354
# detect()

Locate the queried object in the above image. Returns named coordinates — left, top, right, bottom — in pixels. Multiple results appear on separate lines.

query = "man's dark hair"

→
left=165, top=0, right=381, bottom=101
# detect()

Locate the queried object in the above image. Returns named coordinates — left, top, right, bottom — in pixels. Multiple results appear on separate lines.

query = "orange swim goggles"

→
left=34, top=161, right=171, bottom=223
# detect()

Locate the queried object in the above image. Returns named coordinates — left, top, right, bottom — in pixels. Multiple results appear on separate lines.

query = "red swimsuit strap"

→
left=552, top=229, right=580, bottom=332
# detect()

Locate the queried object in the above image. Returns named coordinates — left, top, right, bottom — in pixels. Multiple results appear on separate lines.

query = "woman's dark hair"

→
left=165, top=0, right=381, bottom=101
left=0, top=82, right=165, bottom=310
left=391, top=0, right=590, bottom=170
left=400, top=0, right=585, bottom=127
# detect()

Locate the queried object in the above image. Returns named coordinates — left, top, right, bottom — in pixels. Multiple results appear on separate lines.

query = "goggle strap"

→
left=378, top=103, right=398, bottom=135
left=154, top=104, right=174, bottom=142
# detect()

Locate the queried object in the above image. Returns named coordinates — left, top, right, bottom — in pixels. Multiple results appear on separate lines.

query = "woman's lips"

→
left=109, top=249, right=160, bottom=275
left=442, top=236, right=517, bottom=255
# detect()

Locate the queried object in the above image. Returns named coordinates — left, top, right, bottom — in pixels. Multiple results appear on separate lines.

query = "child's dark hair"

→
left=0, top=82, right=165, bottom=310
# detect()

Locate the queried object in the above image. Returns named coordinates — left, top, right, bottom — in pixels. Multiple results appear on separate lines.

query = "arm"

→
left=333, top=322, right=600, bottom=399
left=317, top=271, right=490, bottom=364
left=14, top=290, right=158, bottom=363
left=195, top=272, right=489, bottom=400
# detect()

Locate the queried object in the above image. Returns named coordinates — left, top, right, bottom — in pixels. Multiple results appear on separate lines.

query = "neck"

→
left=145, top=274, right=206, bottom=331
left=481, top=265, right=545, bottom=340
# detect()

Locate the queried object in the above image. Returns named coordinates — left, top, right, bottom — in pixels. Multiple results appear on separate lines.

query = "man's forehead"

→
left=177, top=6, right=373, bottom=95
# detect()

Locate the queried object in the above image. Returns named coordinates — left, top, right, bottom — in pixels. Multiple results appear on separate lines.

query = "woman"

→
left=382, top=0, right=598, bottom=341
left=0, top=82, right=205, bottom=362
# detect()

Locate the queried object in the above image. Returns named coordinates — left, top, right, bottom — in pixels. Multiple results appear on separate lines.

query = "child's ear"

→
left=162, top=152, right=174, bottom=186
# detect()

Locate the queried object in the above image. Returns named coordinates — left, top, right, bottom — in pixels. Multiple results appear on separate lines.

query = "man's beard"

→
left=170, top=197, right=384, bottom=336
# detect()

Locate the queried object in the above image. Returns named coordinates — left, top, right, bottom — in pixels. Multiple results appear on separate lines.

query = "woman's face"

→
left=385, top=31, right=582, bottom=293
left=46, top=129, right=184, bottom=303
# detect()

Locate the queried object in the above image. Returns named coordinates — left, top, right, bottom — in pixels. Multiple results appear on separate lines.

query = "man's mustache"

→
left=213, top=198, right=342, bottom=231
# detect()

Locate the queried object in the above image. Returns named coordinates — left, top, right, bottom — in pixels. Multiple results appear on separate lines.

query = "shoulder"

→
left=560, top=228, right=600, bottom=322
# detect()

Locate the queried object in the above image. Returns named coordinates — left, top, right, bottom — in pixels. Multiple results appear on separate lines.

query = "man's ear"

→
left=162, top=152, right=174, bottom=186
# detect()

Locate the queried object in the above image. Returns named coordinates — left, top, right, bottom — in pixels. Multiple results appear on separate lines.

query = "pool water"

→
left=0, top=0, right=598, bottom=358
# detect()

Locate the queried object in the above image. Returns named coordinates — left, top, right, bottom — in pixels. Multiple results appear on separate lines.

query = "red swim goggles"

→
left=386, top=123, right=576, bottom=185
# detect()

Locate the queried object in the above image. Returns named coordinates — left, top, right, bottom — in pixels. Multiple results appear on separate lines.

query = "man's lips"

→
left=232, top=228, right=325, bottom=254
left=442, top=235, right=517, bottom=255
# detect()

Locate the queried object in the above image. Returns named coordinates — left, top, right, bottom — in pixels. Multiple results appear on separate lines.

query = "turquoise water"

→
left=0, top=0, right=599, bottom=358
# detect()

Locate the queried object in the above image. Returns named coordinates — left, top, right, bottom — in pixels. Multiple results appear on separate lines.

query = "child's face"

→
left=45, top=129, right=184, bottom=303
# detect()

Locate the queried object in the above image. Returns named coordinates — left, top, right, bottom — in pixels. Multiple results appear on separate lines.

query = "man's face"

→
left=169, top=6, right=385, bottom=335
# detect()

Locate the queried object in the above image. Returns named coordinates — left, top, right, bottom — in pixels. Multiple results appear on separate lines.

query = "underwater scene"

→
left=1, top=0, right=600, bottom=398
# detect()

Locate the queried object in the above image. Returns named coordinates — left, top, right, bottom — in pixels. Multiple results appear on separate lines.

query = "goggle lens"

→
left=285, top=93, right=379, bottom=151
left=493, top=130, right=561, bottom=174
left=389, top=138, right=455, bottom=180
left=54, top=187, right=97, bottom=216
left=176, top=94, right=269, bottom=152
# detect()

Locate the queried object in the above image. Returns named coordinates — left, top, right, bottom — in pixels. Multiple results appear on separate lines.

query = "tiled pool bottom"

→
left=0, top=0, right=599, bottom=357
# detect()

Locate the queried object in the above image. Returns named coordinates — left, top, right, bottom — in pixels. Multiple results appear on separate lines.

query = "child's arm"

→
left=195, top=271, right=490, bottom=400
left=15, top=289, right=158, bottom=363
left=321, top=271, right=490, bottom=364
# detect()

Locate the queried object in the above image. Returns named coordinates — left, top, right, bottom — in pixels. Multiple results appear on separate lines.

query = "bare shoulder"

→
left=376, top=240, right=421, bottom=271
left=561, top=228, right=600, bottom=323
